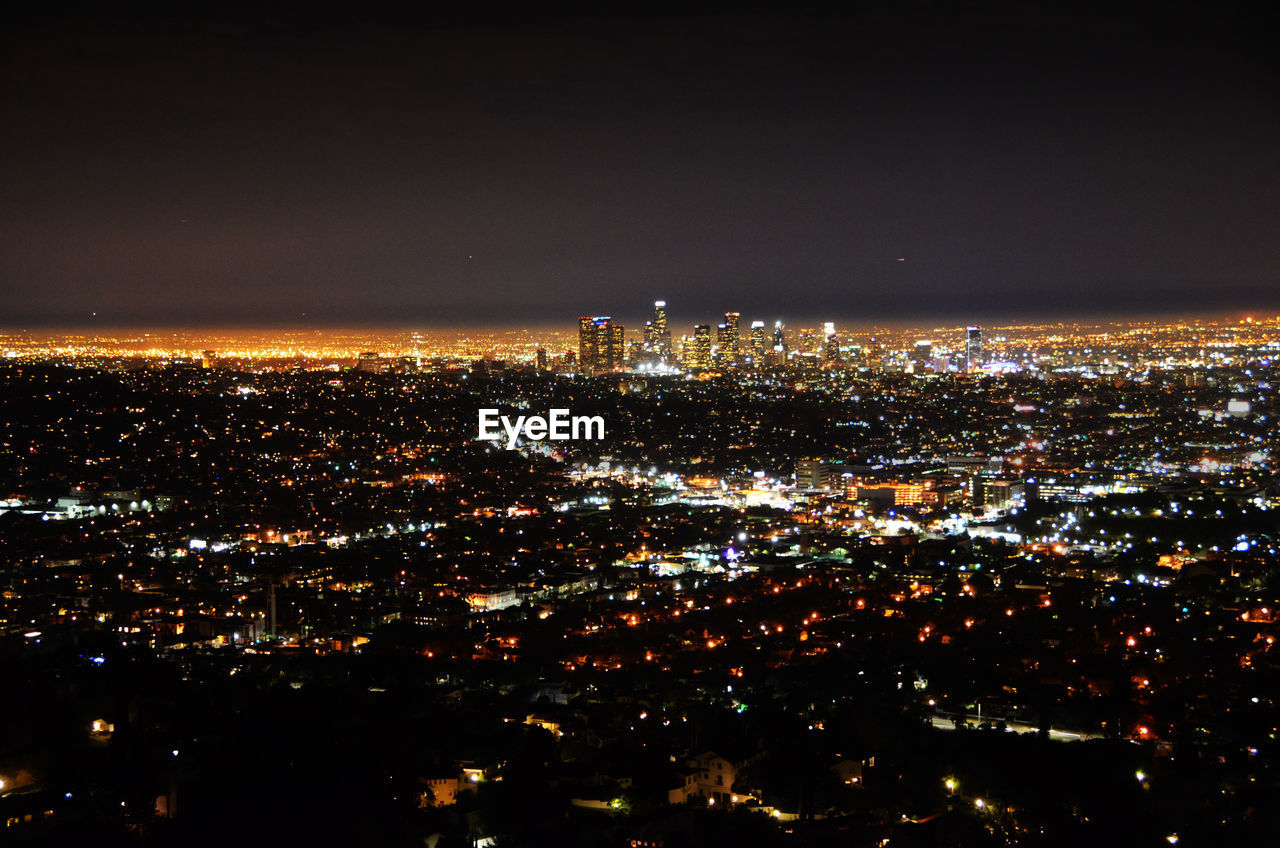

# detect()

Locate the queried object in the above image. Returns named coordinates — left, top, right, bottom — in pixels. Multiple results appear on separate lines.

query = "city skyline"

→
left=4, top=306, right=1279, bottom=843
left=4, top=3, right=1279, bottom=844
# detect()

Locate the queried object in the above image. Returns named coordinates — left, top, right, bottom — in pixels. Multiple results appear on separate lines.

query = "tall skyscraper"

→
left=578, top=316, right=626, bottom=374
left=768, top=321, right=788, bottom=367
left=716, top=322, right=739, bottom=365
left=535, top=347, right=548, bottom=371
left=912, top=340, right=933, bottom=372
left=653, top=300, right=673, bottom=361
left=578, top=316, right=599, bottom=374
left=867, top=336, right=885, bottom=370
left=721, top=312, right=741, bottom=365
left=749, top=321, right=766, bottom=364
left=822, top=321, right=840, bottom=364
left=688, top=324, right=713, bottom=369
left=966, top=326, right=983, bottom=373
left=607, top=323, right=625, bottom=372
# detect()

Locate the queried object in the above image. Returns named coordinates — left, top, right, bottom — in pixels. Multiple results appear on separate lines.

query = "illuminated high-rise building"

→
left=578, top=316, right=599, bottom=374
left=822, top=322, right=840, bottom=364
left=867, top=335, right=885, bottom=370
left=721, top=312, right=741, bottom=364
left=688, top=324, right=713, bottom=369
left=716, top=322, right=739, bottom=365
left=607, top=323, right=625, bottom=372
left=912, top=340, right=933, bottom=372
left=578, top=316, right=626, bottom=374
left=965, top=326, right=983, bottom=373
left=535, top=347, right=548, bottom=371
left=201, top=349, right=217, bottom=370
left=768, top=321, right=788, bottom=366
left=749, top=321, right=766, bottom=364
left=651, top=300, right=673, bottom=361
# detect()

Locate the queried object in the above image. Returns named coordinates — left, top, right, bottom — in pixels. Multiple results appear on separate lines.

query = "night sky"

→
left=2, top=2, right=1277, bottom=328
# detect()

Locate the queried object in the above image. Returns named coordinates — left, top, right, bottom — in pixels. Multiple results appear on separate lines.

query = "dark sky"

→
left=2, top=1, right=1277, bottom=328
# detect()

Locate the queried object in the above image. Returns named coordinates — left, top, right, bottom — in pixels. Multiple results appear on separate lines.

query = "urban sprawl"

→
left=2, top=307, right=1279, bottom=846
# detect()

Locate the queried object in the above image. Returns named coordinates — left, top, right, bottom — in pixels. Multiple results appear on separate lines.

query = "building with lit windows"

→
left=966, top=326, right=983, bottom=372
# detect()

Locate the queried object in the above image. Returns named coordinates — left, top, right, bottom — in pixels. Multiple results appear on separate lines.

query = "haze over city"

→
left=3, top=1, right=1277, bottom=327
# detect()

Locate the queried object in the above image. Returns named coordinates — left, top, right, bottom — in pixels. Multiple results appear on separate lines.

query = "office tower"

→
left=535, top=347, right=548, bottom=371
left=688, top=324, right=713, bottom=369
left=966, top=326, right=983, bottom=373
left=654, top=300, right=673, bottom=361
left=201, top=349, right=217, bottom=370
left=772, top=320, right=787, bottom=352
left=822, top=322, right=840, bottom=364
left=579, top=316, right=625, bottom=374
left=767, top=321, right=786, bottom=366
left=716, top=322, right=739, bottom=366
left=411, top=333, right=424, bottom=370
left=912, top=340, right=933, bottom=372
left=722, top=312, right=741, bottom=364
left=644, top=321, right=658, bottom=352
left=578, top=317, right=598, bottom=374
left=867, top=336, right=885, bottom=370
left=607, top=323, right=625, bottom=372
left=749, top=321, right=766, bottom=364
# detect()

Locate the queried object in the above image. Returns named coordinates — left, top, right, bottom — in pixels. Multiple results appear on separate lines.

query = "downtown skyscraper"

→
left=966, top=326, right=984, bottom=373
left=578, top=316, right=626, bottom=374
left=718, top=312, right=741, bottom=365
left=644, top=300, right=674, bottom=362
left=687, top=324, right=713, bottom=369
